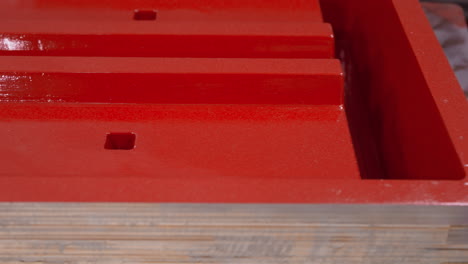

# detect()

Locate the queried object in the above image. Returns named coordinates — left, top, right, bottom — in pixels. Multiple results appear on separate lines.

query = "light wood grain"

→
left=0, top=203, right=467, bottom=264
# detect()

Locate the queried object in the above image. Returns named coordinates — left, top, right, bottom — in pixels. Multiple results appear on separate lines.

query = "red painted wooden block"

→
left=0, top=0, right=466, bottom=204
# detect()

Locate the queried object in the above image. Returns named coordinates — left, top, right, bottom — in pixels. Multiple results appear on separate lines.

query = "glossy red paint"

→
left=0, top=57, right=343, bottom=104
left=0, top=24, right=334, bottom=58
left=0, top=0, right=333, bottom=58
left=0, top=104, right=359, bottom=180
left=321, top=0, right=468, bottom=182
left=0, top=0, right=467, bottom=204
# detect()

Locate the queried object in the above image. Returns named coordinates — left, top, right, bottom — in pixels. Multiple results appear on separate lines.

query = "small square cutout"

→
left=105, top=133, right=136, bottom=150
left=133, top=9, right=157, bottom=20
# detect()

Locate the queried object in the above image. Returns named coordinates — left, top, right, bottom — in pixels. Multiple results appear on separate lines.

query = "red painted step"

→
left=0, top=104, right=359, bottom=180
left=0, top=57, right=343, bottom=105
left=0, top=0, right=333, bottom=58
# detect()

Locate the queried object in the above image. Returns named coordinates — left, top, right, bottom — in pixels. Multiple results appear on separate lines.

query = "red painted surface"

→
left=321, top=0, right=468, bottom=182
left=0, top=24, right=334, bottom=58
left=0, top=104, right=358, bottom=180
left=0, top=0, right=467, bottom=204
left=0, top=57, right=343, bottom=104
left=0, top=0, right=333, bottom=58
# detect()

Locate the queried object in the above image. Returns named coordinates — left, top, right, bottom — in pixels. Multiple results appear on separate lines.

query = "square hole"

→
left=133, top=9, right=157, bottom=20
left=105, top=133, right=136, bottom=150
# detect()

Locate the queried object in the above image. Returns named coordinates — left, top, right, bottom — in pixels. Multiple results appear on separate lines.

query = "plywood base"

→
left=0, top=203, right=467, bottom=263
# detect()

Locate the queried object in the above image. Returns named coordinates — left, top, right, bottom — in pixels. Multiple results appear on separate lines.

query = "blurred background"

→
left=422, top=0, right=468, bottom=97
